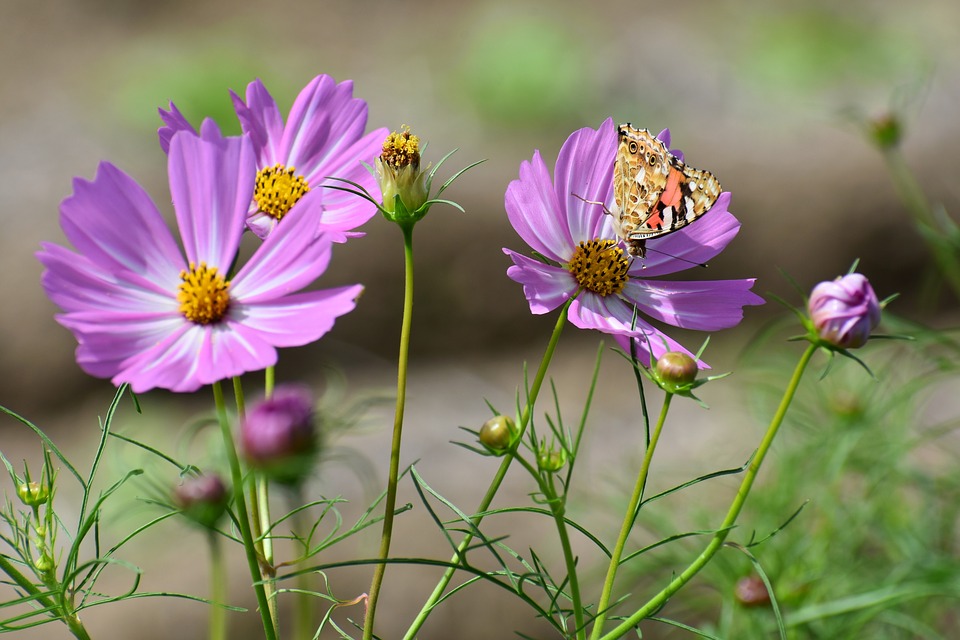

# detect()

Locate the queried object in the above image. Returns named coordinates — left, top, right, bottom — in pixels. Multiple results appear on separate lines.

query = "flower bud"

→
left=241, top=385, right=318, bottom=485
left=655, top=352, right=698, bottom=391
left=17, top=481, right=48, bottom=508
left=173, top=474, right=229, bottom=529
left=479, top=415, right=517, bottom=453
left=537, top=447, right=566, bottom=473
left=34, top=551, right=55, bottom=576
left=868, top=113, right=901, bottom=150
left=734, top=575, right=771, bottom=607
left=376, top=127, right=429, bottom=218
left=808, top=273, right=881, bottom=349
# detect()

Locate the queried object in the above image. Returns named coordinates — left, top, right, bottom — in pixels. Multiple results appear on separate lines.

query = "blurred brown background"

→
left=1, top=0, right=958, bottom=637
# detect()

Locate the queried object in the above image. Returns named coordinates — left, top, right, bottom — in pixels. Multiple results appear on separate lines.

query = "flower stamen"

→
left=568, top=239, right=629, bottom=296
left=254, top=164, right=310, bottom=221
left=381, top=126, right=420, bottom=170
left=178, top=262, right=231, bottom=324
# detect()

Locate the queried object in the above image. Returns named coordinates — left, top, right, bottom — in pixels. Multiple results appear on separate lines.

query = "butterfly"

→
left=610, top=124, right=721, bottom=258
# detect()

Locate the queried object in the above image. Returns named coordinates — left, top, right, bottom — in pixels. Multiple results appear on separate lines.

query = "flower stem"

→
left=364, top=222, right=416, bottom=640
left=213, top=381, right=278, bottom=640
left=290, top=487, right=315, bottom=640
left=589, top=393, right=673, bottom=639
left=597, top=343, right=817, bottom=640
left=208, top=532, right=227, bottom=640
left=234, top=376, right=278, bottom=630
left=402, top=299, right=572, bottom=640
left=513, top=453, right=587, bottom=639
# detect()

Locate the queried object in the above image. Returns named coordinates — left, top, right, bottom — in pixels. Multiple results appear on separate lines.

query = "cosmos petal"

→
left=503, top=248, right=576, bottom=314
left=168, top=129, right=254, bottom=267
left=505, top=151, right=575, bottom=262
left=58, top=163, right=183, bottom=288
left=623, top=278, right=764, bottom=330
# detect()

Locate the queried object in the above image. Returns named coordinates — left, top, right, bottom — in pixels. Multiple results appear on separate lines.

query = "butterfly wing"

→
left=627, top=149, right=721, bottom=241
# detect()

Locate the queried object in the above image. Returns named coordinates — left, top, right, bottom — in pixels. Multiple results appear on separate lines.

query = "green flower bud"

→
left=537, top=448, right=566, bottom=473
left=17, top=481, right=48, bottom=508
left=34, top=551, right=54, bottom=575
left=479, top=415, right=517, bottom=453
left=868, top=113, right=901, bottom=150
left=655, top=352, right=698, bottom=392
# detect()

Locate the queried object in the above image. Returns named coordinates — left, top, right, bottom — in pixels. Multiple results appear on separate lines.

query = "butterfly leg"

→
left=571, top=192, right=612, bottom=216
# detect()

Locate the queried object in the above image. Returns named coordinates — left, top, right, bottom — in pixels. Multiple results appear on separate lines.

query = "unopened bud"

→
left=537, top=448, right=566, bottom=473
left=173, top=474, right=229, bottom=529
left=17, top=481, right=48, bottom=508
left=479, top=415, right=517, bottom=453
left=734, top=575, right=771, bottom=607
left=655, top=352, right=698, bottom=392
left=808, top=273, right=881, bottom=349
left=241, top=385, right=318, bottom=485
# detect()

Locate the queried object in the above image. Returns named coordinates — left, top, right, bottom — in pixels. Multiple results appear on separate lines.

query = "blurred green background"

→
left=1, top=0, right=958, bottom=637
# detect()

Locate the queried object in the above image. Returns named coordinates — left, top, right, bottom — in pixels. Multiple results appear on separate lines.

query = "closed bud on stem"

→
left=868, top=113, right=901, bottom=150
left=478, top=415, right=517, bottom=453
left=538, top=447, right=566, bottom=473
left=241, top=385, right=318, bottom=485
left=735, top=575, right=771, bottom=607
left=17, top=481, right=48, bottom=508
left=655, top=351, right=698, bottom=393
left=34, top=551, right=54, bottom=576
left=808, top=273, right=881, bottom=349
left=173, top=474, right=229, bottom=529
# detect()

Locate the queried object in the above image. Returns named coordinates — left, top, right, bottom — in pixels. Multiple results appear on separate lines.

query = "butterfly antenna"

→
left=641, top=247, right=708, bottom=268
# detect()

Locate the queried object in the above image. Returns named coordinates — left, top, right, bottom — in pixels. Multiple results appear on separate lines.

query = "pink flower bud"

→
left=808, top=273, right=881, bottom=349
left=241, top=385, right=317, bottom=484
left=173, top=474, right=229, bottom=529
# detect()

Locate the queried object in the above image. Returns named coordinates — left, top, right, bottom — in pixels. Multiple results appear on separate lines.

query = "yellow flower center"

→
left=568, top=239, right=629, bottom=297
left=381, top=127, right=420, bottom=169
left=177, top=262, right=231, bottom=325
left=254, top=164, right=310, bottom=221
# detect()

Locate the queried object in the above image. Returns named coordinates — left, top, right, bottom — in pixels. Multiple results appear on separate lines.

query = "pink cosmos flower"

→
left=159, top=75, right=388, bottom=240
left=503, top=119, right=763, bottom=366
left=38, top=123, right=362, bottom=393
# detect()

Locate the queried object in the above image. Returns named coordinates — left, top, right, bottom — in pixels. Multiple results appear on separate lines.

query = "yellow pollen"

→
left=254, top=164, right=310, bottom=221
left=381, top=126, right=420, bottom=169
left=177, top=262, right=231, bottom=325
left=568, top=239, right=630, bottom=297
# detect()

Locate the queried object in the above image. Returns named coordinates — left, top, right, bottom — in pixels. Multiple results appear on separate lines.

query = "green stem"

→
left=590, top=393, right=672, bottom=639
left=364, top=223, right=416, bottom=640
left=213, top=381, right=278, bottom=640
left=234, top=376, right=278, bottom=631
left=402, top=300, right=571, bottom=640
left=597, top=343, right=817, bottom=640
left=64, top=613, right=93, bottom=640
left=514, top=454, right=586, bottom=640
left=0, top=554, right=93, bottom=639
left=208, top=532, right=227, bottom=640
left=291, top=487, right=315, bottom=640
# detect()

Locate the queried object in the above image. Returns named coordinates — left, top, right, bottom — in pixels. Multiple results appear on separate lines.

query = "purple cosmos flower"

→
left=159, top=75, right=388, bottom=241
left=808, top=273, right=881, bottom=349
left=38, top=123, right=362, bottom=393
left=503, top=119, right=763, bottom=366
